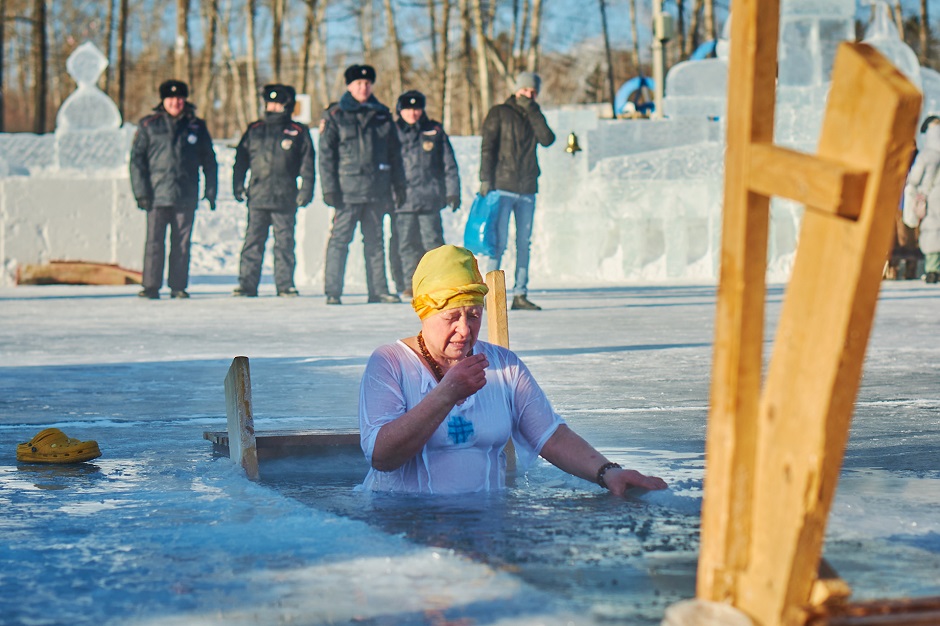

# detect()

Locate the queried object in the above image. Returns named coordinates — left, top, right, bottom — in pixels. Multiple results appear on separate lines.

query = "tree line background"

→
left=0, top=0, right=935, bottom=138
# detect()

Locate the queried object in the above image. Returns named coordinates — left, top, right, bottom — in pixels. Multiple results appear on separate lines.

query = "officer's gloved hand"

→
left=479, top=182, right=491, bottom=197
left=137, top=197, right=153, bottom=212
left=296, top=189, right=313, bottom=208
left=446, top=195, right=461, bottom=212
left=234, top=186, right=246, bottom=203
left=323, top=193, right=342, bottom=208
left=205, top=196, right=217, bottom=211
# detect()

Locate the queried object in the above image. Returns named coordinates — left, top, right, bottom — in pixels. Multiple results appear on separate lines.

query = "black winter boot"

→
left=511, top=295, right=542, bottom=310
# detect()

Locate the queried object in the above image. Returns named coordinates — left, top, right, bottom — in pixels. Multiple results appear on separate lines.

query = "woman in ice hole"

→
left=358, top=244, right=668, bottom=494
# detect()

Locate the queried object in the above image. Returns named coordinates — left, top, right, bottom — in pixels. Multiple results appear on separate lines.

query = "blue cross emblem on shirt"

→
left=447, top=414, right=474, bottom=445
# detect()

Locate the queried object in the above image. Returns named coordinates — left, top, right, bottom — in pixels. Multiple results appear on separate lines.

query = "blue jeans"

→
left=486, top=191, right=536, bottom=296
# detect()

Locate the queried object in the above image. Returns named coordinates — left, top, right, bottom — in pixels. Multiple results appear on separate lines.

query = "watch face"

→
left=187, top=134, right=197, bottom=144
left=281, top=139, right=293, bottom=150
left=423, top=141, right=434, bottom=152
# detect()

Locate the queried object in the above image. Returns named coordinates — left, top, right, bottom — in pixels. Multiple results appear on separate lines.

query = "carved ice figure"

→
left=56, top=42, right=121, bottom=132
left=862, top=1, right=922, bottom=91
left=54, top=42, right=132, bottom=170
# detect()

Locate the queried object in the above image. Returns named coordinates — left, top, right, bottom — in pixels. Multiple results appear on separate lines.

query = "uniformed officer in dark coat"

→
left=232, top=84, right=315, bottom=297
left=388, top=90, right=460, bottom=297
left=319, top=64, right=406, bottom=305
left=130, top=79, right=218, bottom=299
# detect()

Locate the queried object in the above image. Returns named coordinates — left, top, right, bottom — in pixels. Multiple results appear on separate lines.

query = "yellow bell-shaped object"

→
left=565, top=132, right=582, bottom=156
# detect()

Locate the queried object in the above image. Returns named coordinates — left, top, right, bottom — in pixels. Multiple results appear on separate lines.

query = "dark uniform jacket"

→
left=233, top=110, right=316, bottom=211
left=394, top=114, right=460, bottom=214
left=319, top=92, right=406, bottom=205
left=479, top=95, right=555, bottom=195
left=130, top=103, right=218, bottom=211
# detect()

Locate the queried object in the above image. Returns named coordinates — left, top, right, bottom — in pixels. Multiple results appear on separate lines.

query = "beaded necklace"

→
left=416, top=331, right=445, bottom=381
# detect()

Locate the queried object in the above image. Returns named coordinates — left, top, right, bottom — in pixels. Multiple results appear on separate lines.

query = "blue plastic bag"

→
left=463, top=192, right=500, bottom=257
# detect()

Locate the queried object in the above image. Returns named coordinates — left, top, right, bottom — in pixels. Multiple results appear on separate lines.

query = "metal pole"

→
left=652, top=0, right=665, bottom=119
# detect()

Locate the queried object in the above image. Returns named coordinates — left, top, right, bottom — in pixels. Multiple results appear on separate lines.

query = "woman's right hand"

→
left=438, top=353, right=489, bottom=403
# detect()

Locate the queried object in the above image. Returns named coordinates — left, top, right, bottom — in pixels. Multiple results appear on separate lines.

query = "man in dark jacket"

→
left=130, top=79, right=218, bottom=299
left=319, top=64, right=406, bottom=305
left=389, top=90, right=461, bottom=297
left=232, top=84, right=315, bottom=297
left=479, top=71, right=555, bottom=310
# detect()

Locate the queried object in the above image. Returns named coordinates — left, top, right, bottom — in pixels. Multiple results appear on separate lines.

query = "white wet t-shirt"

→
left=359, top=340, right=565, bottom=494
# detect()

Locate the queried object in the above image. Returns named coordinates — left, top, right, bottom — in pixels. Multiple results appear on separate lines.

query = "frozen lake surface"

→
left=2, top=280, right=938, bottom=625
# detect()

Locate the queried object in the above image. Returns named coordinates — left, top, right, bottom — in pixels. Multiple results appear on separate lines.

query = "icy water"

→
left=2, top=282, right=939, bottom=625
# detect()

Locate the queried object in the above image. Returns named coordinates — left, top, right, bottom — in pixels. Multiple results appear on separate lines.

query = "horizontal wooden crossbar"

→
left=204, top=428, right=360, bottom=460
left=748, top=143, right=869, bottom=219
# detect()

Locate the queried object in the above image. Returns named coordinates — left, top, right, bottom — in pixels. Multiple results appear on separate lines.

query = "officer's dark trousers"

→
left=324, top=202, right=390, bottom=299
left=393, top=211, right=445, bottom=291
left=143, top=206, right=195, bottom=292
left=238, top=208, right=297, bottom=293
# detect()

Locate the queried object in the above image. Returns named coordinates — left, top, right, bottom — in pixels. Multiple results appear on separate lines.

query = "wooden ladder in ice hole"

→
left=695, top=1, right=921, bottom=625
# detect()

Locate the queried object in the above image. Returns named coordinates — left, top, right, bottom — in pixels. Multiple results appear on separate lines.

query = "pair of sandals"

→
left=16, top=428, right=101, bottom=464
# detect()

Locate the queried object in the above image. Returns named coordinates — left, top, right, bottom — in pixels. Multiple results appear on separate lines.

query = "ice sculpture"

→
left=54, top=42, right=132, bottom=170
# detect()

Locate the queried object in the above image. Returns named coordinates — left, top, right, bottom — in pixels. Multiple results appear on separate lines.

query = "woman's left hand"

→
left=604, top=468, right=668, bottom=496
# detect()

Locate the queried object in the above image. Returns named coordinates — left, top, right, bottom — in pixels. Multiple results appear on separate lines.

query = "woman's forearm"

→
left=369, top=386, right=456, bottom=471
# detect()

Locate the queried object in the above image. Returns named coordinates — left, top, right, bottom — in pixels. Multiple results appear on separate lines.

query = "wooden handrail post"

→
left=485, top=270, right=516, bottom=473
left=224, top=356, right=259, bottom=481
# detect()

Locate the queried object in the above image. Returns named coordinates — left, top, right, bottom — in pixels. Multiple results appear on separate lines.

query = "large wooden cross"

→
left=696, top=1, right=920, bottom=625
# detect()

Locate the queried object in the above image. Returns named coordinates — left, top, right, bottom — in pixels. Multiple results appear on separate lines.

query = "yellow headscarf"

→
left=412, top=245, right=489, bottom=320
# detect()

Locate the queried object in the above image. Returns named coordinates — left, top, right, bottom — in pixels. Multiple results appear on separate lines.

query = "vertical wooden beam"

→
left=485, top=270, right=515, bottom=473
left=738, top=44, right=920, bottom=626
left=485, top=270, right=509, bottom=348
left=224, top=356, right=259, bottom=481
left=698, top=0, right=780, bottom=603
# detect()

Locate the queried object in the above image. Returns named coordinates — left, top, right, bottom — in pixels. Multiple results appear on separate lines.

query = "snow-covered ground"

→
left=1, top=277, right=939, bottom=625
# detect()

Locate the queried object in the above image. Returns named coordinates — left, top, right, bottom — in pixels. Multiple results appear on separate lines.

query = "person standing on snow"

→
left=478, top=71, right=555, bottom=311
left=389, top=90, right=461, bottom=299
left=130, top=79, right=218, bottom=300
left=904, top=116, right=940, bottom=284
left=319, top=64, right=406, bottom=306
left=232, top=84, right=315, bottom=298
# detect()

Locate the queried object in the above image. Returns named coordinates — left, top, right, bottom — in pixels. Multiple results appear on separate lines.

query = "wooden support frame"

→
left=224, top=356, right=259, bottom=481
left=696, top=0, right=921, bottom=624
left=485, top=270, right=516, bottom=473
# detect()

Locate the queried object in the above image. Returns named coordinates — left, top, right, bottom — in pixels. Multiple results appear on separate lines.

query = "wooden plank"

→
left=697, top=0, right=780, bottom=603
left=807, top=596, right=940, bottom=626
left=737, top=44, right=920, bottom=626
left=748, top=144, right=869, bottom=219
left=16, top=260, right=143, bottom=285
left=223, top=356, right=259, bottom=480
left=204, top=428, right=361, bottom=459
left=485, top=269, right=516, bottom=473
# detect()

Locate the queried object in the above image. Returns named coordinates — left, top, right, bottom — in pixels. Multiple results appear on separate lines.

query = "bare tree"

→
left=703, top=0, right=716, bottom=43
left=675, top=0, right=686, bottom=63
left=220, top=0, right=249, bottom=131
left=382, top=0, right=404, bottom=96
left=359, top=0, right=375, bottom=62
left=599, top=0, right=616, bottom=118
left=892, top=2, right=904, bottom=38
left=271, top=0, right=286, bottom=79
left=685, top=0, right=702, bottom=57
left=472, top=0, right=490, bottom=113
left=175, top=0, right=192, bottom=84
left=458, top=0, right=475, bottom=134
left=0, top=0, right=6, bottom=131
left=526, top=0, right=543, bottom=72
left=104, top=0, right=116, bottom=94
left=628, top=0, right=640, bottom=71
left=920, top=0, right=929, bottom=64
left=196, top=0, right=219, bottom=113
left=515, top=0, right=530, bottom=76
left=117, top=0, right=128, bottom=122
left=32, top=0, right=47, bottom=133
left=439, top=0, right=452, bottom=125
left=245, top=0, right=259, bottom=110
